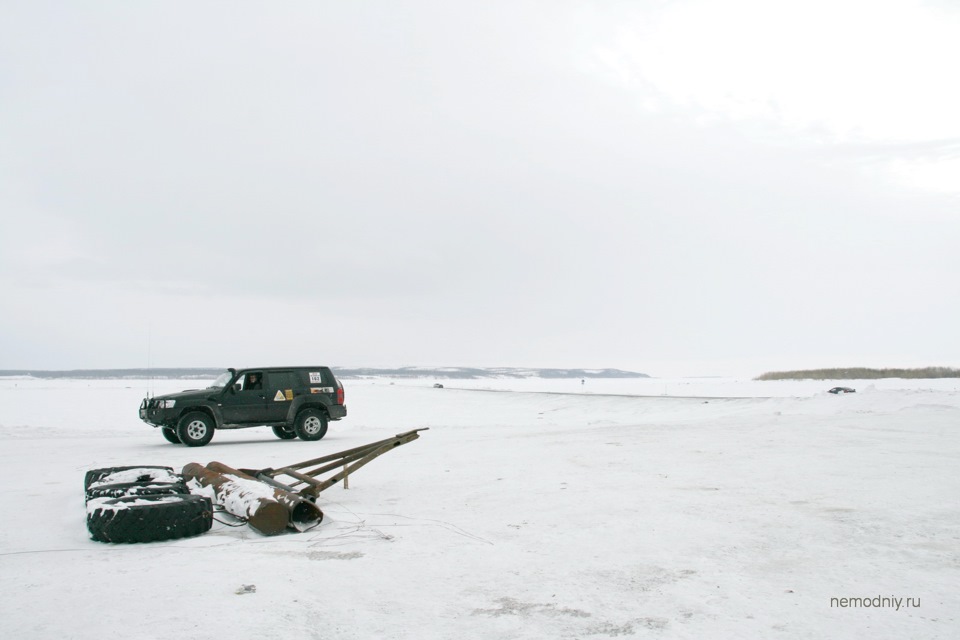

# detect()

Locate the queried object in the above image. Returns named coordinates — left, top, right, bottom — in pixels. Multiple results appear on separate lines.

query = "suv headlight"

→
left=158, top=399, right=176, bottom=409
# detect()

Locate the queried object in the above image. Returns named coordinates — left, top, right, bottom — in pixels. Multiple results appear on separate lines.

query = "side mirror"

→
left=232, top=383, right=241, bottom=393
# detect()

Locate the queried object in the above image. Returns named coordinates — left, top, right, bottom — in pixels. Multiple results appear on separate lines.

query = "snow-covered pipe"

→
left=182, top=462, right=323, bottom=535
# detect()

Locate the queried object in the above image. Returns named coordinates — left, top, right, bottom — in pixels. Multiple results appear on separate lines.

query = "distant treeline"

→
left=756, top=367, right=960, bottom=381
left=0, top=366, right=649, bottom=380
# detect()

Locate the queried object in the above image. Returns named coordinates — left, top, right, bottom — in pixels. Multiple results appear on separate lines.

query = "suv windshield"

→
left=211, top=371, right=234, bottom=389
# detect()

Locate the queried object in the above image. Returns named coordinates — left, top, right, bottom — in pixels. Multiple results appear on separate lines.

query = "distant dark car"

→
left=433, top=383, right=444, bottom=389
left=828, top=387, right=856, bottom=394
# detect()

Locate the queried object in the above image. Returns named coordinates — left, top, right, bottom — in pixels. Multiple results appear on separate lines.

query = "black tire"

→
left=272, top=425, right=297, bottom=440
left=84, top=466, right=174, bottom=491
left=87, top=494, right=213, bottom=544
left=294, top=408, right=328, bottom=441
left=176, top=412, right=215, bottom=447
left=161, top=427, right=181, bottom=444
left=85, top=480, right=188, bottom=502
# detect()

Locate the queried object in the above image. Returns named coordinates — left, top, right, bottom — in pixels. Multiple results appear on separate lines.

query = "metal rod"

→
left=279, top=432, right=419, bottom=471
left=247, top=428, right=428, bottom=499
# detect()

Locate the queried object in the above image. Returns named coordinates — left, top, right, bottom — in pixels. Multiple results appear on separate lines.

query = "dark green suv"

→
left=139, top=367, right=347, bottom=446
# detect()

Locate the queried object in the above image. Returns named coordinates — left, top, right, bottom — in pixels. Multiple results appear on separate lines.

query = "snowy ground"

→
left=0, top=376, right=957, bottom=639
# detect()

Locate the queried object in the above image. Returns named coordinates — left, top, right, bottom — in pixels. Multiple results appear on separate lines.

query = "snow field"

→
left=0, top=377, right=957, bottom=639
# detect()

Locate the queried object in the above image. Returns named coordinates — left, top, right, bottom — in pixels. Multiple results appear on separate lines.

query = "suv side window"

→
left=264, top=370, right=299, bottom=391
left=241, top=371, right=263, bottom=391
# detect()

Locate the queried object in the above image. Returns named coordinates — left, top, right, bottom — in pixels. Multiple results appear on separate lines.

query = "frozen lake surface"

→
left=0, top=376, right=957, bottom=639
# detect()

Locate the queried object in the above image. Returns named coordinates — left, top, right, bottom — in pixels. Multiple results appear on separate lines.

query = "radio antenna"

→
left=146, top=321, right=153, bottom=398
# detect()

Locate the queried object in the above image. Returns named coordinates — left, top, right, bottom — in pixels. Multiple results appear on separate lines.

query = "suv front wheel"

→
left=272, top=425, right=297, bottom=440
left=177, top=412, right=215, bottom=447
left=294, top=409, right=328, bottom=441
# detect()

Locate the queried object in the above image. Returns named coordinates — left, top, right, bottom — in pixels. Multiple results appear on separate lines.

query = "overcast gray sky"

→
left=2, top=0, right=958, bottom=377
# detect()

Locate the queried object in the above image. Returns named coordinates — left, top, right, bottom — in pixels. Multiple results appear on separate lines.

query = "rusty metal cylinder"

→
left=182, top=462, right=323, bottom=536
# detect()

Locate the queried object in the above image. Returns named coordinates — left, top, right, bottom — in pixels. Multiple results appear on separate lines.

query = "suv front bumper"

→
left=139, top=399, right=177, bottom=428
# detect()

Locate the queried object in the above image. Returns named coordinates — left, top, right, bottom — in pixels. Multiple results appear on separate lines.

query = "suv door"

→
left=261, top=370, right=300, bottom=424
left=220, top=371, right=271, bottom=424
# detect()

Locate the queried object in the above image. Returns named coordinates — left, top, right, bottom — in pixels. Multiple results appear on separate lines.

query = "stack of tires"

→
left=85, top=466, right=213, bottom=543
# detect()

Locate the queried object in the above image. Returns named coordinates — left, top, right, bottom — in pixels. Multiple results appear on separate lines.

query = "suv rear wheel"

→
left=177, top=412, right=215, bottom=447
left=294, top=409, right=327, bottom=441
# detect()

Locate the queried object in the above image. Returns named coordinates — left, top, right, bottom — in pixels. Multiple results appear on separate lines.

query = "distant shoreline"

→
left=756, top=367, right=960, bottom=380
left=0, top=366, right=650, bottom=380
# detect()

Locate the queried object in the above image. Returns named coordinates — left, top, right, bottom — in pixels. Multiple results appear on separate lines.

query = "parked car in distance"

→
left=828, top=386, right=856, bottom=394
left=139, top=366, right=347, bottom=446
